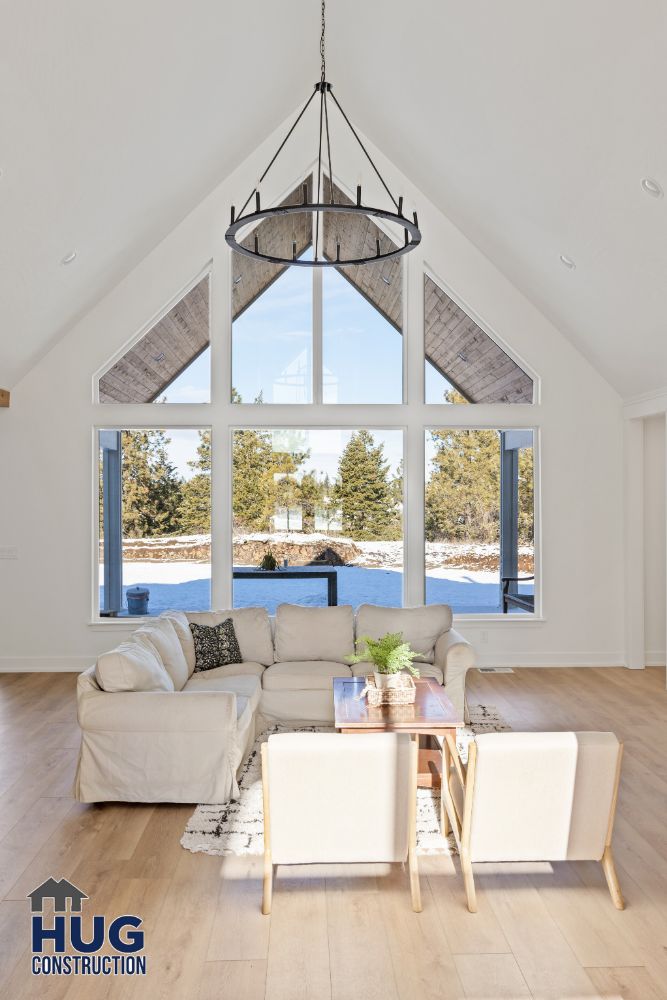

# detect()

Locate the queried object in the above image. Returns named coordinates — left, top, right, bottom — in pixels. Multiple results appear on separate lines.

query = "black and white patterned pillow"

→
left=216, top=618, right=243, bottom=666
left=189, top=619, right=243, bottom=673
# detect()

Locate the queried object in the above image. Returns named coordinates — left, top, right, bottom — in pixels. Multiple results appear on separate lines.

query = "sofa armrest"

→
left=78, top=688, right=237, bottom=734
left=434, top=628, right=475, bottom=720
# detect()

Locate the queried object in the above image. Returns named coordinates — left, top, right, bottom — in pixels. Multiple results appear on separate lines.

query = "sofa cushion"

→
left=180, top=661, right=265, bottom=682
left=189, top=619, right=242, bottom=673
left=134, top=617, right=189, bottom=690
left=349, top=660, right=444, bottom=685
left=274, top=604, right=355, bottom=663
left=184, top=673, right=262, bottom=714
left=95, top=640, right=175, bottom=693
left=355, top=604, right=452, bottom=664
left=263, top=660, right=352, bottom=692
left=187, top=608, right=274, bottom=666
left=160, top=610, right=196, bottom=677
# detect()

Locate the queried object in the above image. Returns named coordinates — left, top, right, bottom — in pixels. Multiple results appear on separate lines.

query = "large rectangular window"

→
left=425, top=428, right=534, bottom=614
left=98, top=428, right=211, bottom=617
left=232, top=428, right=403, bottom=612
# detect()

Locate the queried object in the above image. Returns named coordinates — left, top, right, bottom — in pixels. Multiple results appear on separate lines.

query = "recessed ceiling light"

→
left=381, top=275, right=392, bottom=285
left=641, top=177, right=663, bottom=198
left=457, top=352, right=468, bottom=363
left=61, top=251, right=77, bottom=265
left=233, top=275, right=243, bottom=285
left=153, top=352, right=166, bottom=363
left=559, top=254, right=576, bottom=270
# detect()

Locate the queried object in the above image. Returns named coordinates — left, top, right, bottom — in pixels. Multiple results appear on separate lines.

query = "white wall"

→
left=0, top=115, right=625, bottom=670
left=644, top=414, right=666, bottom=665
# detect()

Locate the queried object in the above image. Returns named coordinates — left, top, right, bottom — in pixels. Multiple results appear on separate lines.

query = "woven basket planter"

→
left=365, top=673, right=417, bottom=707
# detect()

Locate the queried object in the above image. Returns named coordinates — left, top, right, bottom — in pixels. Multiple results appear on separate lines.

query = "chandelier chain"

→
left=226, top=0, right=421, bottom=267
left=320, top=0, right=326, bottom=82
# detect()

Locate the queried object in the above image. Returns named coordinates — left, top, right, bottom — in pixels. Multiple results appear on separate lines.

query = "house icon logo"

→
left=27, top=875, right=147, bottom=978
left=28, top=877, right=88, bottom=913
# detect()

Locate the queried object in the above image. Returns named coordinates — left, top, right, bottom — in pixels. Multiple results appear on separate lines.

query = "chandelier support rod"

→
left=234, top=86, right=318, bottom=221
left=323, top=87, right=334, bottom=204
left=314, top=84, right=325, bottom=261
left=328, top=88, right=400, bottom=212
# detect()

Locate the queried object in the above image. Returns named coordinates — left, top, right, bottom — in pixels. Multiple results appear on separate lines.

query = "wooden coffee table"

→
left=333, top=676, right=463, bottom=788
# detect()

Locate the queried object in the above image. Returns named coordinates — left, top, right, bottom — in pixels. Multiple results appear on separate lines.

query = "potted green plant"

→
left=259, top=551, right=279, bottom=571
left=347, top=631, right=420, bottom=690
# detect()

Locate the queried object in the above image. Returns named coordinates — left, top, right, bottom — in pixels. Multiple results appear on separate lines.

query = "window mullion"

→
left=312, top=167, right=323, bottom=405
left=313, top=266, right=323, bottom=405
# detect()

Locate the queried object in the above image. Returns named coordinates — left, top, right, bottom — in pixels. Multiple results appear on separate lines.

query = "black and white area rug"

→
left=180, top=704, right=509, bottom=858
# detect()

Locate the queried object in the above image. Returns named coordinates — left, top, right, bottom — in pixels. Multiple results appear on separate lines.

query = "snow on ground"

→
left=117, top=533, right=532, bottom=572
left=101, top=560, right=533, bottom=617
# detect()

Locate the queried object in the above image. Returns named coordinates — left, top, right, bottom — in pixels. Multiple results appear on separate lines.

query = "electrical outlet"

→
left=0, top=546, right=18, bottom=560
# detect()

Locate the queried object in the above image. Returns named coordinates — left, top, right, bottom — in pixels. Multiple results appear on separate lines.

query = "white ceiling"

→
left=2, top=0, right=666, bottom=397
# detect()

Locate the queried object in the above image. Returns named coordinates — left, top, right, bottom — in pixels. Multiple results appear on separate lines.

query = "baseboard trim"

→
left=0, top=652, right=630, bottom=672
left=475, top=651, right=626, bottom=668
left=645, top=651, right=666, bottom=667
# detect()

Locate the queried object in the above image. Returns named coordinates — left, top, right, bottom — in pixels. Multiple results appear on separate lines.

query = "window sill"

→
left=453, top=614, right=545, bottom=626
left=88, top=617, right=151, bottom=629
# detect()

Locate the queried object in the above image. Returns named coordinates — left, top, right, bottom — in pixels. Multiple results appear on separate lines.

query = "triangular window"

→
left=99, top=275, right=210, bottom=403
left=424, top=275, right=533, bottom=404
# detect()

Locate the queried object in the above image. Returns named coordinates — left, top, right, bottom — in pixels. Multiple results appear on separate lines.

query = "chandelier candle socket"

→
left=225, top=0, right=421, bottom=268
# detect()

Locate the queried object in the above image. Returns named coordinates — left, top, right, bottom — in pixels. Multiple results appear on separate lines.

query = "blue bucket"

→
left=126, top=586, right=149, bottom=616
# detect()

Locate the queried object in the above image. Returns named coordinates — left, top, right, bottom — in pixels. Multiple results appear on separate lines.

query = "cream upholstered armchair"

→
left=442, top=731, right=624, bottom=913
left=260, top=732, right=421, bottom=913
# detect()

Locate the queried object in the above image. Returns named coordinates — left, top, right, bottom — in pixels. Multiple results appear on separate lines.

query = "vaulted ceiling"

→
left=2, top=1, right=666, bottom=397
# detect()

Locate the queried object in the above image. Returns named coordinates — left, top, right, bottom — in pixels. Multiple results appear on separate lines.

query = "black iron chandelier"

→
left=225, top=0, right=421, bottom=268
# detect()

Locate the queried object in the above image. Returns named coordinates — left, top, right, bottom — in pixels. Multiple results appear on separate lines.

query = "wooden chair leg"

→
left=408, top=847, right=422, bottom=913
left=461, top=852, right=477, bottom=913
left=441, top=794, right=451, bottom=837
left=441, top=740, right=452, bottom=837
left=408, top=737, right=422, bottom=912
left=261, top=742, right=273, bottom=915
left=262, top=859, right=273, bottom=915
left=601, top=846, right=624, bottom=910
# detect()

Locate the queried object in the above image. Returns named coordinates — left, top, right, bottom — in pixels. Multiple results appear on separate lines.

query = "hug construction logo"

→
left=27, top=877, right=147, bottom=977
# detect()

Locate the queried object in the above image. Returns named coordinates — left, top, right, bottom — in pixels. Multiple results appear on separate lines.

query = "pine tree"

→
left=298, top=471, right=322, bottom=533
left=517, top=446, right=534, bottom=545
left=425, top=425, right=500, bottom=543
left=232, top=429, right=275, bottom=530
left=121, top=430, right=184, bottom=537
left=333, top=430, right=397, bottom=540
left=178, top=430, right=211, bottom=534
left=270, top=448, right=309, bottom=531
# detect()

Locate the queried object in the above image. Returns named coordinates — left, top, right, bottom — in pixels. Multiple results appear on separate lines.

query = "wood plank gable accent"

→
left=322, top=176, right=402, bottom=331
left=99, top=277, right=210, bottom=403
left=232, top=177, right=313, bottom=321
left=97, top=174, right=531, bottom=407
left=424, top=276, right=533, bottom=403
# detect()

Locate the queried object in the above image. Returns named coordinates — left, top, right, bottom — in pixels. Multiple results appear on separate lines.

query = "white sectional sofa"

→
left=75, top=602, right=474, bottom=804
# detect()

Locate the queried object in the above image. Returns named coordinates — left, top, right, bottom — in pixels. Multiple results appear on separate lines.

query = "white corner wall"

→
left=0, top=115, right=625, bottom=671
left=644, top=414, right=666, bottom=665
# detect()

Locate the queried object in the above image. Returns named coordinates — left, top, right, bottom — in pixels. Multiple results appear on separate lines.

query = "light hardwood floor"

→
left=0, top=667, right=665, bottom=999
